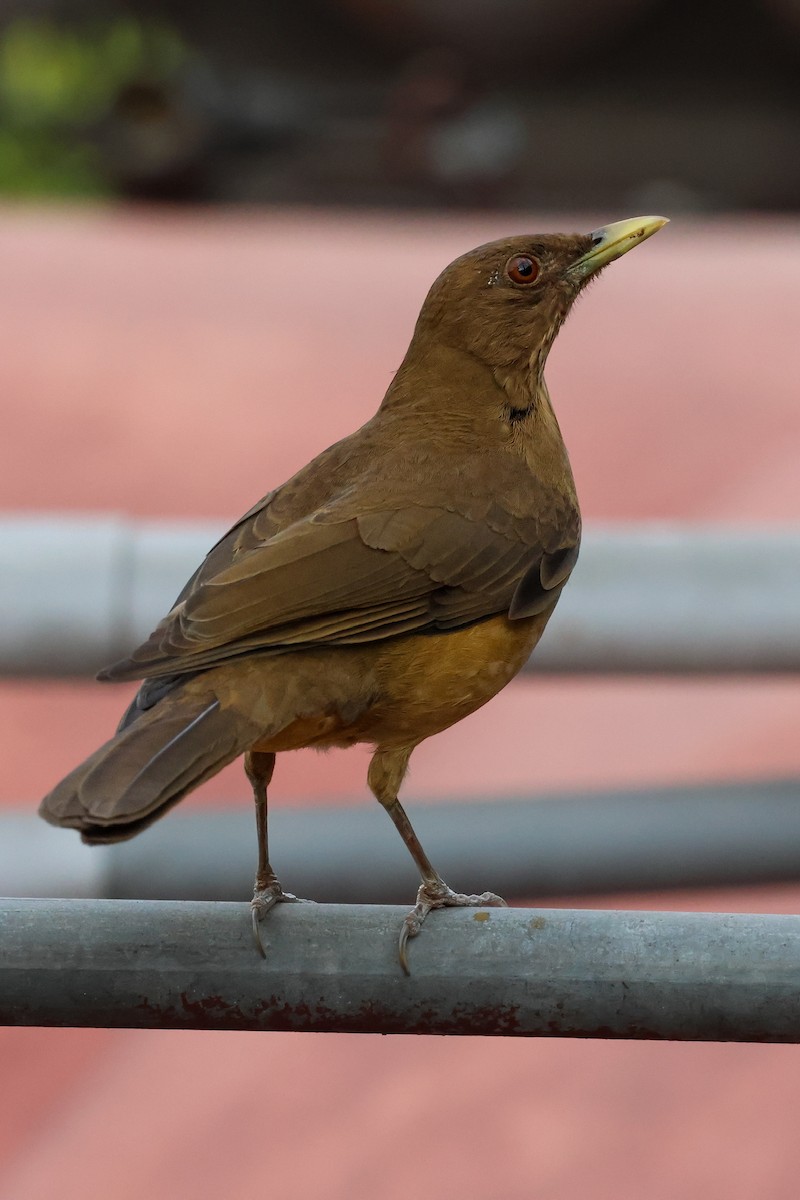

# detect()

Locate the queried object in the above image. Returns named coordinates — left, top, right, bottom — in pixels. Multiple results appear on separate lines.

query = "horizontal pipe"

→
left=3, top=899, right=800, bottom=1040
left=0, top=513, right=218, bottom=677
left=1, top=514, right=800, bottom=674
left=6, top=779, right=800, bottom=903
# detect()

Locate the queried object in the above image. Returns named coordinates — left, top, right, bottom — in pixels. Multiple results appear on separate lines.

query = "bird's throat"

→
left=493, top=313, right=562, bottom=418
left=493, top=356, right=538, bottom=418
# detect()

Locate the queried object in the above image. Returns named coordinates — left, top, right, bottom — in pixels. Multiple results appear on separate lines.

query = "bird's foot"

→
left=251, top=882, right=309, bottom=958
left=398, top=880, right=507, bottom=975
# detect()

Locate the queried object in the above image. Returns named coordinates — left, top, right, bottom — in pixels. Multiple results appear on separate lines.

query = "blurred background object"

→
left=0, top=14, right=194, bottom=198
left=1, top=0, right=800, bottom=208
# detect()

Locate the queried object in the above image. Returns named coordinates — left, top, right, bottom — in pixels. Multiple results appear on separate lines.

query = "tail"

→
left=40, top=686, right=259, bottom=844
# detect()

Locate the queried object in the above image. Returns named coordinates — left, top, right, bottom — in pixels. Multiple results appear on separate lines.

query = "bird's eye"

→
left=505, top=255, right=540, bottom=285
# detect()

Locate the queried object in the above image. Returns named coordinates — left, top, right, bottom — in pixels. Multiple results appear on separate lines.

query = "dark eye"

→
left=506, top=255, right=540, bottom=285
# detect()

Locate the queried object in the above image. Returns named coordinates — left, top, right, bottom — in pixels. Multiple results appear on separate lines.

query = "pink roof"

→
left=2, top=208, right=800, bottom=1198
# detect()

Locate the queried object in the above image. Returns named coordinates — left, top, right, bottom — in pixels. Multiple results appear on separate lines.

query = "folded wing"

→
left=103, top=495, right=579, bottom=682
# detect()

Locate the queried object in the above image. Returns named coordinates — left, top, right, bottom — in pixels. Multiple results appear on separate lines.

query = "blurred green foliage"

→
left=0, top=17, right=187, bottom=197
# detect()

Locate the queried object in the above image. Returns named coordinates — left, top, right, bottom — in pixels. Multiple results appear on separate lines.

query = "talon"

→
left=398, top=913, right=423, bottom=976
left=250, top=884, right=312, bottom=959
left=251, top=905, right=267, bottom=958
left=397, top=899, right=432, bottom=976
left=396, top=881, right=507, bottom=974
left=398, top=925, right=411, bottom=976
left=249, top=882, right=285, bottom=959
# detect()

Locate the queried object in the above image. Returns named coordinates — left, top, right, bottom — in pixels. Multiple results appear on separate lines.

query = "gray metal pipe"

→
left=0, top=513, right=219, bottom=677
left=3, top=898, right=800, bottom=1040
left=5, top=779, right=800, bottom=903
left=1, top=514, right=799, bottom=675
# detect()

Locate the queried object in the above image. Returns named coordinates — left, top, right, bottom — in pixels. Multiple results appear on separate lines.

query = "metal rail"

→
left=2, top=514, right=800, bottom=674
left=5, top=779, right=800, bottom=902
left=3, top=898, right=800, bottom=1040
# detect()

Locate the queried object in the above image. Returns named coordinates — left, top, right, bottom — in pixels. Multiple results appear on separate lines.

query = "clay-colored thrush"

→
left=41, top=215, right=667, bottom=971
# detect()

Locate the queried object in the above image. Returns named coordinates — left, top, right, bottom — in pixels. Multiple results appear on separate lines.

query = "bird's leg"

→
left=246, top=750, right=304, bottom=958
left=368, top=748, right=506, bottom=975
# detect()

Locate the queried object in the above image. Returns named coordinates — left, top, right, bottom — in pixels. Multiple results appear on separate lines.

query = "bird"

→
left=41, top=215, right=667, bottom=973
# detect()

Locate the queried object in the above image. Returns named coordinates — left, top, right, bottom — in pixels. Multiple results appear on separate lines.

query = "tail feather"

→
left=40, top=688, right=259, bottom=844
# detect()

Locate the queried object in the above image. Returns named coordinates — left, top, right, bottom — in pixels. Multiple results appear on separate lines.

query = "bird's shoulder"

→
left=181, top=404, right=581, bottom=610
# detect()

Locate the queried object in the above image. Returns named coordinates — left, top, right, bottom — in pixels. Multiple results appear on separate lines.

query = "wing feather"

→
left=103, top=490, right=579, bottom=682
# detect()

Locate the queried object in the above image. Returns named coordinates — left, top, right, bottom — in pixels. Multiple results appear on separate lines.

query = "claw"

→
left=250, top=886, right=311, bottom=958
left=398, top=882, right=506, bottom=975
left=251, top=888, right=282, bottom=958
left=251, top=904, right=267, bottom=958
left=398, top=922, right=412, bottom=976
left=250, top=883, right=287, bottom=958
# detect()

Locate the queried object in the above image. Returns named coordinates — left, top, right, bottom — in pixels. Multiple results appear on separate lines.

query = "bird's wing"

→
left=103, top=494, right=579, bottom=682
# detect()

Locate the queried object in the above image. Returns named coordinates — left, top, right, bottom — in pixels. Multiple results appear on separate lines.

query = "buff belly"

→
left=251, top=607, right=554, bottom=756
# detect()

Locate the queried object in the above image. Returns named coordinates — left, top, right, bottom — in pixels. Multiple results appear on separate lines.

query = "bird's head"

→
left=413, top=216, right=668, bottom=400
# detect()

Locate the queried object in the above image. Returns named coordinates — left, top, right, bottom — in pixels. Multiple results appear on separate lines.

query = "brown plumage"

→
left=41, top=216, right=667, bottom=971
